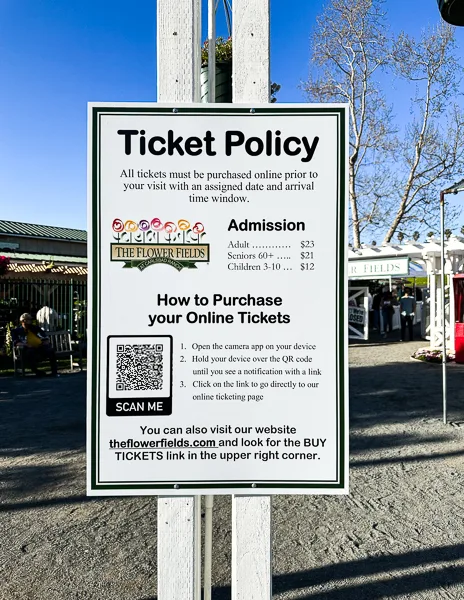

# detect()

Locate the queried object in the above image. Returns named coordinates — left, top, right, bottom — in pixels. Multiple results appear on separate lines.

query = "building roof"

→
left=0, top=220, right=87, bottom=242
left=4, top=252, right=87, bottom=264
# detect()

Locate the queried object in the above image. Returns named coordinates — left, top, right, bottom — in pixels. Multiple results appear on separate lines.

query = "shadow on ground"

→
left=0, top=371, right=86, bottom=457
left=1, top=355, right=464, bottom=600
left=349, top=360, right=464, bottom=426
left=137, top=542, right=464, bottom=599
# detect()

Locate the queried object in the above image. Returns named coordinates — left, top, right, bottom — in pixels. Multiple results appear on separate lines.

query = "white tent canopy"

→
left=349, top=236, right=464, bottom=272
left=348, top=236, right=464, bottom=351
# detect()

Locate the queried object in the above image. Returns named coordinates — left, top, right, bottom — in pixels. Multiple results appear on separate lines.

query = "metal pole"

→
left=204, top=495, right=214, bottom=600
left=440, top=191, right=447, bottom=425
left=222, top=0, right=232, bottom=37
left=70, top=279, right=74, bottom=335
left=208, top=0, right=216, bottom=102
left=203, top=4, right=216, bottom=598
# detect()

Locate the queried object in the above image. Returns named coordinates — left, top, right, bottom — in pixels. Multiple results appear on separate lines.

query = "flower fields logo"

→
left=110, top=218, right=209, bottom=271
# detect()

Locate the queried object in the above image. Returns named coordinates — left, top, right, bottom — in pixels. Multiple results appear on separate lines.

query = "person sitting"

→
left=11, top=313, right=59, bottom=377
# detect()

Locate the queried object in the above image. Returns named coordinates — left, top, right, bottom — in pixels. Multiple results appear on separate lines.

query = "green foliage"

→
left=201, top=37, right=232, bottom=66
left=73, top=299, right=87, bottom=321
left=4, top=326, right=12, bottom=357
left=412, top=277, right=428, bottom=286
left=201, top=36, right=281, bottom=103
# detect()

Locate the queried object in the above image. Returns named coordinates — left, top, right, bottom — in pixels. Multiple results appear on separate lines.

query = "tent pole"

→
left=437, top=179, right=464, bottom=425
left=440, top=191, right=447, bottom=425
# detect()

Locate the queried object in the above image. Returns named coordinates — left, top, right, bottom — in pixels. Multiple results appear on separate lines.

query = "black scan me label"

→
left=106, top=335, right=173, bottom=416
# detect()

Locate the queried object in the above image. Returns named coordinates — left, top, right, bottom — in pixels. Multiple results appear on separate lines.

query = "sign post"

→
left=87, top=104, right=349, bottom=595
left=231, top=5, right=273, bottom=596
left=88, top=104, right=348, bottom=494
left=87, top=3, right=347, bottom=599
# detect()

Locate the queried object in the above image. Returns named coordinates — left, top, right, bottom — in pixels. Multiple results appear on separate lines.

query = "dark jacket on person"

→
left=380, top=293, right=395, bottom=313
left=11, top=324, right=48, bottom=346
left=372, top=293, right=382, bottom=311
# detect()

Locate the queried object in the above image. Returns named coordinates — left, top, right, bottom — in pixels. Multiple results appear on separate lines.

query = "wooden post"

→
left=157, top=0, right=201, bottom=103
left=232, top=0, right=270, bottom=104
left=156, top=2, right=202, bottom=599
left=156, top=0, right=272, bottom=597
left=157, top=496, right=201, bottom=599
left=232, top=496, right=272, bottom=600
left=232, top=1, right=272, bottom=599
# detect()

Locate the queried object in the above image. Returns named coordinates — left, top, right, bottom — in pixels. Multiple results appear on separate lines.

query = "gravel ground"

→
left=1, top=338, right=463, bottom=599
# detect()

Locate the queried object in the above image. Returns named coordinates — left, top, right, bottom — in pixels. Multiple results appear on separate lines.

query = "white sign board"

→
left=87, top=104, right=348, bottom=495
left=349, top=257, right=409, bottom=278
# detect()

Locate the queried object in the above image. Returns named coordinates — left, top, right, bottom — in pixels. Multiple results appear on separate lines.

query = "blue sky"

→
left=1, top=0, right=462, bottom=232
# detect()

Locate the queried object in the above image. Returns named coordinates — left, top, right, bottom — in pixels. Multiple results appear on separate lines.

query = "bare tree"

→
left=304, top=3, right=464, bottom=246
left=382, top=23, right=464, bottom=243
left=302, top=0, right=394, bottom=247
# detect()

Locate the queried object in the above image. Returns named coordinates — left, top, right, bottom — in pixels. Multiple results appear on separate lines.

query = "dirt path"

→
left=1, top=341, right=463, bottom=599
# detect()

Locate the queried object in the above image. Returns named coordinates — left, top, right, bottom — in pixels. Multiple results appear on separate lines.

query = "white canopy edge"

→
left=349, top=236, right=464, bottom=261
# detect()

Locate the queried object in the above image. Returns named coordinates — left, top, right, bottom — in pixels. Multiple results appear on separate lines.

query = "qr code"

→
left=115, top=344, right=164, bottom=391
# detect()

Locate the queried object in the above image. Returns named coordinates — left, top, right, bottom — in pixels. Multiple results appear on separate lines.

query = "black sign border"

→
left=89, top=105, right=347, bottom=492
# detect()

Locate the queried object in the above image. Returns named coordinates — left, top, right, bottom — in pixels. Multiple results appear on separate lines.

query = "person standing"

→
left=372, top=289, right=382, bottom=331
left=400, top=288, right=416, bottom=341
left=380, top=291, right=395, bottom=338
